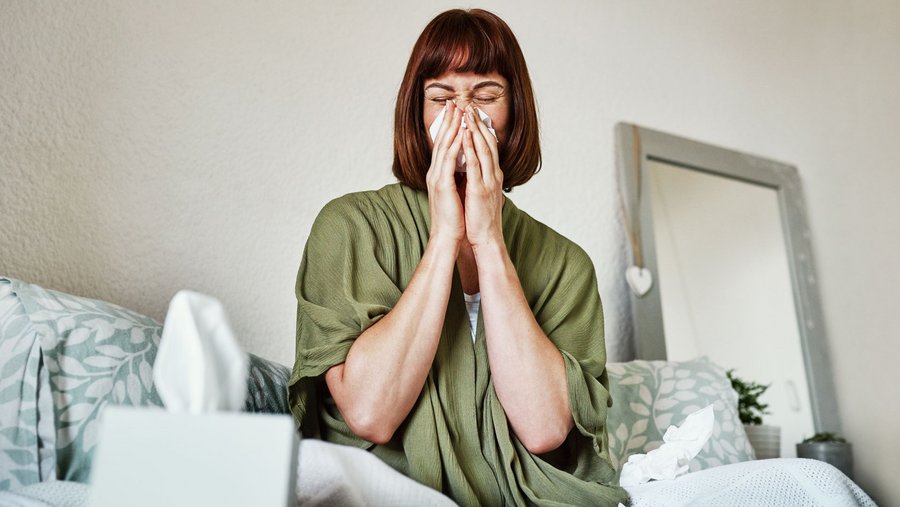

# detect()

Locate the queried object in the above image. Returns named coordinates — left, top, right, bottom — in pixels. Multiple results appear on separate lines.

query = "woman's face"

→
left=423, top=71, right=510, bottom=149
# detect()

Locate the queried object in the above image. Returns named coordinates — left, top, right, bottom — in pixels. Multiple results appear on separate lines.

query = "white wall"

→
left=1, top=1, right=897, bottom=503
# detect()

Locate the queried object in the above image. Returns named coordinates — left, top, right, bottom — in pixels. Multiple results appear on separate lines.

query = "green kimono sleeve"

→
left=496, top=237, right=628, bottom=505
left=544, top=251, right=617, bottom=463
left=287, top=197, right=402, bottom=441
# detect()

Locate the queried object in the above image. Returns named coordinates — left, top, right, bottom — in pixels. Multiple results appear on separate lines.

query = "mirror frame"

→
left=615, top=122, right=841, bottom=433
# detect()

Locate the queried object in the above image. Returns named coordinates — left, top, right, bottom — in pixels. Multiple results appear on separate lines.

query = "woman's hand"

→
left=461, top=105, right=504, bottom=249
left=426, top=101, right=466, bottom=247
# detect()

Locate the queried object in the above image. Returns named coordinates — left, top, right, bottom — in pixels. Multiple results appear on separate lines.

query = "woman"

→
left=289, top=9, right=628, bottom=506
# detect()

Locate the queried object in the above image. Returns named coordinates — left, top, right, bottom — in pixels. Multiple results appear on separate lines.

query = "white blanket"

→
left=624, top=457, right=876, bottom=506
left=0, top=440, right=456, bottom=507
left=296, top=439, right=456, bottom=506
left=0, top=449, right=875, bottom=506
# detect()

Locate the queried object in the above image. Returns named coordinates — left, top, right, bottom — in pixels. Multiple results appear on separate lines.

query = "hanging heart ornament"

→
left=625, top=266, right=653, bottom=297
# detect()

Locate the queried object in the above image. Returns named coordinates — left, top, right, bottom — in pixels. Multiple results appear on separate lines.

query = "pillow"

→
left=605, top=356, right=756, bottom=472
left=4, top=276, right=293, bottom=483
left=0, top=279, right=56, bottom=490
left=244, top=353, right=291, bottom=415
left=10, top=277, right=166, bottom=483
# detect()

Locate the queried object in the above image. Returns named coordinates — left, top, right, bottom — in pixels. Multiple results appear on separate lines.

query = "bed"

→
left=0, top=276, right=875, bottom=506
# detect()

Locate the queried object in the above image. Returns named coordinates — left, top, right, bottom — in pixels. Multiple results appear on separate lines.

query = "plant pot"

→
left=744, top=424, right=781, bottom=459
left=796, top=442, right=853, bottom=479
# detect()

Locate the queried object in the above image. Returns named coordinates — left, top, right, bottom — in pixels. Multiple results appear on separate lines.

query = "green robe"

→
left=288, top=183, right=628, bottom=506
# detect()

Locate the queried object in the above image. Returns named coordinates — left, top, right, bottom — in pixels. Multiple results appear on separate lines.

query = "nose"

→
left=452, top=97, right=473, bottom=111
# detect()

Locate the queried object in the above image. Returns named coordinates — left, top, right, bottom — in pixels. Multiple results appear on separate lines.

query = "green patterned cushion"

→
left=606, top=356, right=756, bottom=472
left=8, top=277, right=165, bottom=483
left=2, top=277, right=292, bottom=485
left=245, top=354, right=290, bottom=415
left=0, top=279, right=56, bottom=490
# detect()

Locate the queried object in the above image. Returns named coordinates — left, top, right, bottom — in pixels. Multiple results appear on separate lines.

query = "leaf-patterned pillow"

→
left=0, top=279, right=56, bottom=490
left=10, top=278, right=164, bottom=483
left=244, top=353, right=290, bottom=415
left=605, top=357, right=756, bottom=472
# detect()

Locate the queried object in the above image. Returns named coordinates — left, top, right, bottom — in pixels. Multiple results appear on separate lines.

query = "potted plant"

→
left=727, top=369, right=781, bottom=459
left=797, top=432, right=854, bottom=479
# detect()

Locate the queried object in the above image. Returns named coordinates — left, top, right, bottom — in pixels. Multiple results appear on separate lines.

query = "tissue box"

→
left=91, top=406, right=299, bottom=507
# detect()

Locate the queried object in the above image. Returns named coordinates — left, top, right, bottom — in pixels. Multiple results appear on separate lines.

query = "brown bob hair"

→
left=392, top=9, right=541, bottom=192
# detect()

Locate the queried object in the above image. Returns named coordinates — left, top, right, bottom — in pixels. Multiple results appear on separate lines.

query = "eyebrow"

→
left=424, top=80, right=505, bottom=92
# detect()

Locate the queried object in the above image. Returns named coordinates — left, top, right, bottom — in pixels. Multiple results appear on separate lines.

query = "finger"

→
left=431, top=102, right=450, bottom=150
left=461, top=120, right=483, bottom=185
left=467, top=108, right=495, bottom=185
left=442, top=125, right=466, bottom=185
left=444, top=108, right=463, bottom=167
left=479, top=121, right=502, bottom=189
left=432, top=131, right=461, bottom=191
left=432, top=104, right=462, bottom=171
left=427, top=103, right=451, bottom=187
left=474, top=107, right=501, bottom=170
left=438, top=101, right=462, bottom=151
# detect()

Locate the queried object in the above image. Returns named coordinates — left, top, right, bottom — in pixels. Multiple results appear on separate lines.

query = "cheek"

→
left=424, top=109, right=438, bottom=130
left=495, top=119, right=509, bottom=143
left=487, top=109, right=510, bottom=144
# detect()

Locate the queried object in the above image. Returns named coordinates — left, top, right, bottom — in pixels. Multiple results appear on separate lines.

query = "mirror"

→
left=615, top=123, right=841, bottom=457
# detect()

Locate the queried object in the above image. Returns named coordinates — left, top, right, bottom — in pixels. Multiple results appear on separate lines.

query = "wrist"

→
left=427, top=234, right=462, bottom=257
left=471, top=234, right=507, bottom=261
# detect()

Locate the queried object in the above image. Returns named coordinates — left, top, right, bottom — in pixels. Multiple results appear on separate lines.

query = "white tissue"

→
left=428, top=105, right=497, bottom=171
left=619, top=404, right=715, bottom=487
left=153, top=290, right=248, bottom=413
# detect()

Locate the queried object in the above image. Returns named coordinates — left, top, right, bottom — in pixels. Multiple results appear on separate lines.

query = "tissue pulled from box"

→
left=619, top=404, right=715, bottom=487
left=153, top=290, right=248, bottom=413
left=428, top=105, right=496, bottom=171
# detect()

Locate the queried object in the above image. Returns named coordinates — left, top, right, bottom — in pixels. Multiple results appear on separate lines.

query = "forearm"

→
left=326, top=236, right=458, bottom=443
left=474, top=240, right=574, bottom=454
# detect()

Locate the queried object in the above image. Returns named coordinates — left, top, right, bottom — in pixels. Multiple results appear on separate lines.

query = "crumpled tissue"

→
left=153, top=290, right=248, bottom=413
left=619, top=404, right=715, bottom=487
left=428, top=105, right=496, bottom=171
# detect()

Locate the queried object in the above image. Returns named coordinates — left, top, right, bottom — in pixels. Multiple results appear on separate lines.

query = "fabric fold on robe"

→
left=288, top=182, right=629, bottom=506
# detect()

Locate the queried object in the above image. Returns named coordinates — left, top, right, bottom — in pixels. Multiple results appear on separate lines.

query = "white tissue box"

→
left=91, top=406, right=299, bottom=507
